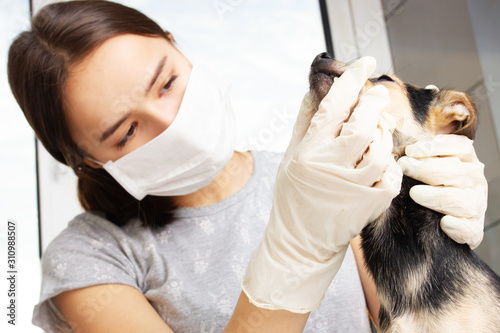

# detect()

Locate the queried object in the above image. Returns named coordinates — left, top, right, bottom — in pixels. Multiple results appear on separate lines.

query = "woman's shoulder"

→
left=41, top=211, right=152, bottom=277
left=38, top=211, right=152, bottom=299
left=60, top=210, right=122, bottom=233
left=45, top=211, right=137, bottom=251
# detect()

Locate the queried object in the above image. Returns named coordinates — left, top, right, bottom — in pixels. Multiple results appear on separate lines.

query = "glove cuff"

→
left=241, top=242, right=348, bottom=313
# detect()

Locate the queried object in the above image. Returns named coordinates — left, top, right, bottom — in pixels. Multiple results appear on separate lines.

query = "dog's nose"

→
left=317, top=52, right=332, bottom=60
left=311, top=52, right=334, bottom=72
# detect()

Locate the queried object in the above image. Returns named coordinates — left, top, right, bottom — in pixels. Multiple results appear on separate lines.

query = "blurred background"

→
left=0, top=0, right=498, bottom=331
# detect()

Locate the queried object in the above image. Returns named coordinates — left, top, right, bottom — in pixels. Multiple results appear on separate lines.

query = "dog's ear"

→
left=428, top=90, right=477, bottom=140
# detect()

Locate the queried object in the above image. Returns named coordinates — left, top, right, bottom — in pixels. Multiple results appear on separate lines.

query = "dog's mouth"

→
left=309, top=52, right=347, bottom=107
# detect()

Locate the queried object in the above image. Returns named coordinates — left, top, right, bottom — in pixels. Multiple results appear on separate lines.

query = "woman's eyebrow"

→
left=99, top=56, right=168, bottom=144
left=99, top=112, right=131, bottom=143
left=145, top=55, right=167, bottom=95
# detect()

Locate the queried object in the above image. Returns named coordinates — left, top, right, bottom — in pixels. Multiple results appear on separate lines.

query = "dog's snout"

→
left=311, top=52, right=334, bottom=71
left=310, top=52, right=344, bottom=79
left=309, top=53, right=346, bottom=106
left=316, top=52, right=333, bottom=61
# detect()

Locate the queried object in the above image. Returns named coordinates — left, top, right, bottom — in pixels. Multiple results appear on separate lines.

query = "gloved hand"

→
left=241, top=57, right=403, bottom=313
left=398, top=135, right=488, bottom=249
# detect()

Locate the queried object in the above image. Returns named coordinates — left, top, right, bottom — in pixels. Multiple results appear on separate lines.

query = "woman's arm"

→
left=224, top=292, right=309, bottom=332
left=54, top=284, right=309, bottom=333
left=53, top=284, right=174, bottom=333
left=350, top=235, right=380, bottom=329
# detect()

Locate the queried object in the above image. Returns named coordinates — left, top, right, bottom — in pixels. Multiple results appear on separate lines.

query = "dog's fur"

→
left=309, top=53, right=500, bottom=333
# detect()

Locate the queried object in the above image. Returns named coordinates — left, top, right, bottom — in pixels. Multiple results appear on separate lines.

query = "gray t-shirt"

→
left=32, top=151, right=371, bottom=332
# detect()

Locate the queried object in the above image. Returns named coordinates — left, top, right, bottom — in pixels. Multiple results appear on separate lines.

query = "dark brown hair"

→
left=8, top=0, right=177, bottom=228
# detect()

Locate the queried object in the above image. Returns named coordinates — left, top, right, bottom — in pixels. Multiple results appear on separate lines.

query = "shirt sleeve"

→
left=32, top=212, right=142, bottom=333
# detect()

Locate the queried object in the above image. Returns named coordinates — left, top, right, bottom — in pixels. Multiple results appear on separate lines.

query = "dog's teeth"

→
left=333, top=77, right=338, bottom=83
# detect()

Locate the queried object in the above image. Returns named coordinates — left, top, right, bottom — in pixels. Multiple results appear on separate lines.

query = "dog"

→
left=309, top=52, right=500, bottom=333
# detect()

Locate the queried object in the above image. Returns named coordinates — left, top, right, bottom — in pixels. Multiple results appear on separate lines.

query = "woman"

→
left=8, top=1, right=487, bottom=332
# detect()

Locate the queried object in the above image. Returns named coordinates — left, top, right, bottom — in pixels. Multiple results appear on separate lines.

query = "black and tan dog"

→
left=309, top=53, right=500, bottom=333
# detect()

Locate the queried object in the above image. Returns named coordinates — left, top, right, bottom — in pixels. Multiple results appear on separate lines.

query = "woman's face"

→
left=64, top=34, right=192, bottom=165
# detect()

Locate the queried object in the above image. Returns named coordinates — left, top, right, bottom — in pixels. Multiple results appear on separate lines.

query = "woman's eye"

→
left=377, top=75, right=394, bottom=82
left=117, top=122, right=137, bottom=148
left=160, top=75, right=178, bottom=96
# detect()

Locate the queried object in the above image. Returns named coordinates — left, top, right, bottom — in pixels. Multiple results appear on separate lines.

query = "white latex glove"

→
left=398, top=135, right=488, bottom=249
left=241, top=57, right=403, bottom=313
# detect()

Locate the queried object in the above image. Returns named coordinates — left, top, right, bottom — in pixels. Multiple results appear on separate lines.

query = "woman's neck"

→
left=172, top=151, right=254, bottom=207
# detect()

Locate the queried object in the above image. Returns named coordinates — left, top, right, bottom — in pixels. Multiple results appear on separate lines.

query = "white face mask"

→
left=91, top=64, right=236, bottom=200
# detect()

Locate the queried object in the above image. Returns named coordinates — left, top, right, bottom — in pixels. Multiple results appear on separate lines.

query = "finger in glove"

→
left=296, top=85, right=391, bottom=175
left=405, top=134, right=478, bottom=162
left=304, top=57, right=377, bottom=142
left=398, top=155, right=486, bottom=188
left=338, top=85, right=391, bottom=168
left=440, top=215, right=484, bottom=249
left=284, top=93, right=316, bottom=164
left=409, top=184, right=486, bottom=218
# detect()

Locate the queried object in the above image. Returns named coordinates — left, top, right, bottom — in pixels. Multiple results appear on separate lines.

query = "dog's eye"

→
left=377, top=75, right=394, bottom=82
